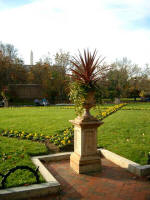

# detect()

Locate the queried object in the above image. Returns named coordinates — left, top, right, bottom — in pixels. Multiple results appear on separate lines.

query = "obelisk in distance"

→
left=30, top=50, right=33, bottom=65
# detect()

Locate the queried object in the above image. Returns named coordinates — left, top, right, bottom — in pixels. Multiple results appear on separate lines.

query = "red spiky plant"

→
left=70, top=49, right=107, bottom=87
left=69, top=49, right=109, bottom=115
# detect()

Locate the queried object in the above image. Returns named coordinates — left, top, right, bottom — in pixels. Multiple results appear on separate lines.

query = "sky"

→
left=0, top=0, right=150, bottom=65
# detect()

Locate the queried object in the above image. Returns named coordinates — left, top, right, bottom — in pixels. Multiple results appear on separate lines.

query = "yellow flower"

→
left=102, top=112, right=106, bottom=117
left=61, top=140, right=66, bottom=145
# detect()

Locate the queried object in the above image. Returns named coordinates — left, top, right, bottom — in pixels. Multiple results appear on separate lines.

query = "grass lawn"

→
left=0, top=105, right=109, bottom=135
left=123, top=102, right=150, bottom=109
left=0, top=136, right=48, bottom=188
left=0, top=106, right=76, bottom=136
left=98, top=106, right=150, bottom=165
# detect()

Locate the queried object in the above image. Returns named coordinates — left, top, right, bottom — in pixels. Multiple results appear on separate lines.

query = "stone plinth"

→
left=70, top=116, right=103, bottom=174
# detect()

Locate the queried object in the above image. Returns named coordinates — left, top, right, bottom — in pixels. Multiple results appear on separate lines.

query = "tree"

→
left=54, top=49, right=71, bottom=72
left=0, top=42, right=18, bottom=61
left=106, top=62, right=129, bottom=101
left=28, top=59, right=69, bottom=103
left=0, top=42, right=27, bottom=104
left=127, top=64, right=150, bottom=100
left=128, top=77, right=140, bottom=101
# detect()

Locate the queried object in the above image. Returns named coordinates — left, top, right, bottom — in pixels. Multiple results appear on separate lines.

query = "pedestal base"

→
left=70, top=152, right=101, bottom=174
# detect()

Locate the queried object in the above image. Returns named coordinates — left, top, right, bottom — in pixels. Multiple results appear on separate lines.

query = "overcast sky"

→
left=0, top=0, right=150, bottom=65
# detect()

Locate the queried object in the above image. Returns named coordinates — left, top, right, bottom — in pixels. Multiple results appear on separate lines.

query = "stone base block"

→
left=70, top=153, right=101, bottom=174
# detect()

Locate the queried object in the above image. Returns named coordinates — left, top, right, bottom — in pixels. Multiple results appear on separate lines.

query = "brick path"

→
left=29, top=159, right=150, bottom=200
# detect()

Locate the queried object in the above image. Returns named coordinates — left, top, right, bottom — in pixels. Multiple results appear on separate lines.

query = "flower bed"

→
left=121, top=107, right=150, bottom=110
left=49, top=127, right=74, bottom=148
left=0, top=128, right=74, bottom=149
left=0, top=130, right=48, bottom=141
left=96, top=103, right=127, bottom=120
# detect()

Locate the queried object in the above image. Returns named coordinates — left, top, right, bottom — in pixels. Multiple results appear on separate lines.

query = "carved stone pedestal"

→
left=70, top=116, right=103, bottom=174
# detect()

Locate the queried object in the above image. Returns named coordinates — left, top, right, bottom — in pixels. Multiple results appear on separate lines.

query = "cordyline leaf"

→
left=69, top=49, right=107, bottom=85
left=71, top=61, right=84, bottom=74
left=71, top=69, right=87, bottom=82
left=79, top=51, right=86, bottom=70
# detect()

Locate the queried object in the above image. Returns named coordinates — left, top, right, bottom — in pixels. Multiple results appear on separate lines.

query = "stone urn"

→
left=75, top=91, right=97, bottom=123
left=83, top=91, right=96, bottom=118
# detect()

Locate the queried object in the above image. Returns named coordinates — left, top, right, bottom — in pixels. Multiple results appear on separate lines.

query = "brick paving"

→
left=29, top=158, right=150, bottom=200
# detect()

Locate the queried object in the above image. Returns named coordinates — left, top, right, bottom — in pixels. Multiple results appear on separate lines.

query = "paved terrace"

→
left=29, top=158, right=150, bottom=200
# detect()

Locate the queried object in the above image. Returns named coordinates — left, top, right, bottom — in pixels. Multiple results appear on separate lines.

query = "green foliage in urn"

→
left=69, top=49, right=109, bottom=115
left=69, top=82, right=90, bottom=115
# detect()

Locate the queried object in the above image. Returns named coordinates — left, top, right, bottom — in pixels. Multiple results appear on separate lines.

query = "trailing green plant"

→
left=70, top=82, right=103, bottom=115
left=69, top=82, right=89, bottom=115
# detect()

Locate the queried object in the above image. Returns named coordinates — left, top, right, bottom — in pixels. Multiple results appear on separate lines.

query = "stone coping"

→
left=1, top=150, right=150, bottom=199
left=0, top=183, right=59, bottom=200
left=99, top=149, right=150, bottom=177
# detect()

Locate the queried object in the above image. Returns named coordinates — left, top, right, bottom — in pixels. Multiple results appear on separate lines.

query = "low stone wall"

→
left=9, top=84, right=43, bottom=99
left=99, top=149, right=150, bottom=176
